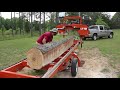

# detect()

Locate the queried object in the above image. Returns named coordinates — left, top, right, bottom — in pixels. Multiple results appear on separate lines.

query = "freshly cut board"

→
left=26, top=36, right=74, bottom=69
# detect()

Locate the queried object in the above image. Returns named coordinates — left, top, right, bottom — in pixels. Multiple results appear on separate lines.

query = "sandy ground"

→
left=56, top=48, right=118, bottom=78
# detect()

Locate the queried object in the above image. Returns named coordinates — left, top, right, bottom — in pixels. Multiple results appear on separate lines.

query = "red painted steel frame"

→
left=0, top=40, right=81, bottom=78
left=56, top=16, right=90, bottom=38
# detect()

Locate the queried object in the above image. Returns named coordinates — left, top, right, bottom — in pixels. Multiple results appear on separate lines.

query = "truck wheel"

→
left=71, top=58, right=78, bottom=77
left=108, top=33, right=113, bottom=38
left=92, top=34, right=97, bottom=40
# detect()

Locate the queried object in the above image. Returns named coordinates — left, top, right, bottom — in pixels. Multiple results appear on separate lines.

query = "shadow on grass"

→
left=83, top=37, right=113, bottom=41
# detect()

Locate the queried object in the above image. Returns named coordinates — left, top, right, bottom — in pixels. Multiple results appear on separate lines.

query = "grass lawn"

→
left=0, top=30, right=120, bottom=72
left=82, top=29, right=120, bottom=69
left=0, top=35, right=63, bottom=70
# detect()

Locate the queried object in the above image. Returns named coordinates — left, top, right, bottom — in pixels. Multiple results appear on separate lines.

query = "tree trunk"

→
left=2, top=25, right=4, bottom=36
left=0, top=12, right=1, bottom=29
left=0, top=12, right=4, bottom=36
left=39, top=12, right=42, bottom=35
left=34, top=12, right=35, bottom=21
left=79, top=12, right=81, bottom=16
left=30, top=12, right=33, bottom=37
left=33, top=12, right=35, bottom=31
left=26, top=36, right=74, bottom=69
left=50, top=12, right=53, bottom=29
left=56, top=12, right=59, bottom=25
left=29, top=12, right=31, bottom=33
left=21, top=12, right=24, bottom=35
left=14, top=12, right=17, bottom=34
left=11, top=12, right=14, bottom=36
left=19, top=12, right=21, bottom=35
left=43, top=12, right=45, bottom=33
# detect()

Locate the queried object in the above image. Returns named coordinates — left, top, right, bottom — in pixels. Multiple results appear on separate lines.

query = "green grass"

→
left=0, top=34, right=64, bottom=70
left=0, top=31, right=40, bottom=41
left=82, top=29, right=120, bottom=69
left=0, top=36, right=38, bottom=70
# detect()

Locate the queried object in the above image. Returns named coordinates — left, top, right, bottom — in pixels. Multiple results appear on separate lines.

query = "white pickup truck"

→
left=83, top=25, right=114, bottom=40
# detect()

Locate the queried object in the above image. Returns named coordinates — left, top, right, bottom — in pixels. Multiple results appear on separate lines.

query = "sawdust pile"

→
left=56, top=48, right=118, bottom=78
left=17, top=67, right=34, bottom=75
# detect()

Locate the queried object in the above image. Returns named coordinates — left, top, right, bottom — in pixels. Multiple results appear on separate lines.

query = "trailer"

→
left=0, top=40, right=82, bottom=78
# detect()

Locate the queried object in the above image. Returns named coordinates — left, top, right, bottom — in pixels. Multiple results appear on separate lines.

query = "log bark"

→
left=26, top=36, right=74, bottom=69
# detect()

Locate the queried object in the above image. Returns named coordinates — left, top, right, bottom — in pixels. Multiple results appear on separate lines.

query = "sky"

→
left=0, top=12, right=116, bottom=19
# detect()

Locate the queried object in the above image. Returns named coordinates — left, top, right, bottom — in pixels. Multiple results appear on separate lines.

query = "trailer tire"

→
left=71, top=58, right=78, bottom=77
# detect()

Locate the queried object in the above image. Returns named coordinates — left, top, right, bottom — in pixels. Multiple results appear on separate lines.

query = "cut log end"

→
left=26, top=47, right=44, bottom=69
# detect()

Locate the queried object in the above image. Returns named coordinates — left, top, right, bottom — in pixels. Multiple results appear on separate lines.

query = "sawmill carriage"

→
left=56, top=16, right=90, bottom=39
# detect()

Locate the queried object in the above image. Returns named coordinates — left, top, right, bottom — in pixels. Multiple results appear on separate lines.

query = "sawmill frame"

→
left=0, top=40, right=81, bottom=78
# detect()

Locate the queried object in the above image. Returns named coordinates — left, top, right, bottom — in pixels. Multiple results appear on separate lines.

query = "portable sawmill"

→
left=0, top=16, right=90, bottom=78
left=0, top=36, right=82, bottom=78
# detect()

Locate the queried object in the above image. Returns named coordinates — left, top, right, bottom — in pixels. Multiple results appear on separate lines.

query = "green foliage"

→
left=95, top=16, right=110, bottom=28
left=15, top=28, right=20, bottom=34
left=0, top=29, right=2, bottom=34
left=4, top=29, right=16, bottom=35
left=24, top=20, right=30, bottom=33
left=63, top=12, right=112, bottom=27
left=111, top=12, right=120, bottom=29
left=4, top=29, right=12, bottom=35
left=33, top=21, right=39, bottom=31
left=5, top=19, right=11, bottom=30
left=67, top=12, right=79, bottom=16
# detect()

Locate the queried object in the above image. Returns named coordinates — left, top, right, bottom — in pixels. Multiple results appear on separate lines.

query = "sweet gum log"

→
left=26, top=36, right=74, bottom=69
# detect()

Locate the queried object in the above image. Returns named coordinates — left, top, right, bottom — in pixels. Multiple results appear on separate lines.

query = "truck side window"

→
left=100, top=26, right=103, bottom=30
left=105, top=26, right=110, bottom=30
left=107, top=28, right=110, bottom=30
left=104, top=27, right=107, bottom=30
left=89, top=26, right=98, bottom=29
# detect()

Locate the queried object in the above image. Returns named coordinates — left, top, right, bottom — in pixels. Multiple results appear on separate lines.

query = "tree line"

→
left=0, top=12, right=119, bottom=37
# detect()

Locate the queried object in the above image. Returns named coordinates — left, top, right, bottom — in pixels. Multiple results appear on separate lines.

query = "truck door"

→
left=104, top=26, right=110, bottom=36
left=99, top=26, right=105, bottom=37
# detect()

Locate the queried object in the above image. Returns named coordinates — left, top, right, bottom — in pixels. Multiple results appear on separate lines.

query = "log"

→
left=26, top=36, right=74, bottom=69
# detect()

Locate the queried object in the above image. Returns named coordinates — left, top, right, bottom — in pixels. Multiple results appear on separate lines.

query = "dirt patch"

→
left=56, top=48, right=118, bottom=78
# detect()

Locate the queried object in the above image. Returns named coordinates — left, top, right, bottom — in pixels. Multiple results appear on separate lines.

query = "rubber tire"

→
left=71, top=58, right=78, bottom=77
left=108, top=33, right=113, bottom=39
left=92, top=34, right=97, bottom=41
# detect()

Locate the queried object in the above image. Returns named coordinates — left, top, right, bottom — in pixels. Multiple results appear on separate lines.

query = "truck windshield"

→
left=89, top=26, right=98, bottom=29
